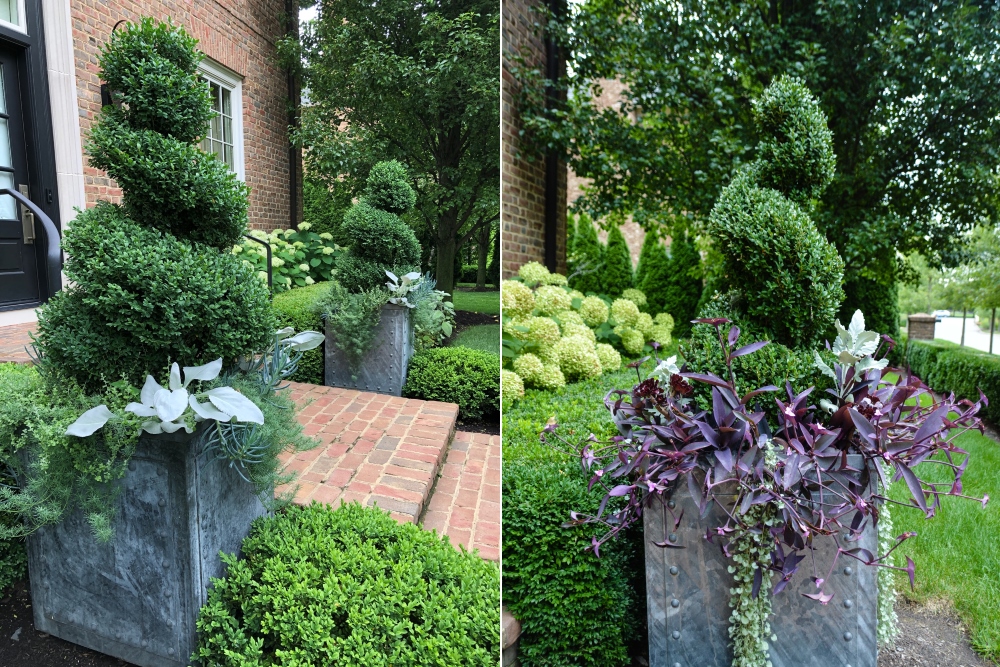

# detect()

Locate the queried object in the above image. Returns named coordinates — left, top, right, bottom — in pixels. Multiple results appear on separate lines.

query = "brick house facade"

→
left=0, top=0, right=301, bottom=321
left=501, top=0, right=567, bottom=278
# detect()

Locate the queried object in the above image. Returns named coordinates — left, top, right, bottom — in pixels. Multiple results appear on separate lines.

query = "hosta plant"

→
left=546, top=311, right=988, bottom=665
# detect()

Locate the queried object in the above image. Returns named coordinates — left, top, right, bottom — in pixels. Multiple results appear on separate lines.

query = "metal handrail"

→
left=1, top=188, right=61, bottom=296
left=242, top=233, right=273, bottom=294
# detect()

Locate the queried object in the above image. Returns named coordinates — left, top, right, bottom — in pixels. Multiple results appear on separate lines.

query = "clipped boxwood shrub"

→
left=272, top=282, right=330, bottom=385
left=904, top=339, right=1000, bottom=424
left=194, top=502, right=499, bottom=666
left=503, top=460, right=639, bottom=667
left=403, top=347, right=500, bottom=421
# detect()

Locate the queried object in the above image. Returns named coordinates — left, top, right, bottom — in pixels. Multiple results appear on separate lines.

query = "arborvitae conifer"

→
left=568, top=213, right=604, bottom=295
left=602, top=224, right=634, bottom=297
left=634, top=230, right=660, bottom=290
left=639, top=234, right=672, bottom=315
left=663, top=230, right=703, bottom=339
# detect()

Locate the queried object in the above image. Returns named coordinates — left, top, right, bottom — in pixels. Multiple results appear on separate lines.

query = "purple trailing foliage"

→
left=545, top=318, right=989, bottom=602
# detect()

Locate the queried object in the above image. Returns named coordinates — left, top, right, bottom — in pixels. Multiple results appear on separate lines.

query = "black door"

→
left=0, top=44, right=36, bottom=308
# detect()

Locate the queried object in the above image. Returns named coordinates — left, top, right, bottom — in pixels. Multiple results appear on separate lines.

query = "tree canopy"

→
left=518, top=0, right=1000, bottom=333
left=290, top=0, right=500, bottom=296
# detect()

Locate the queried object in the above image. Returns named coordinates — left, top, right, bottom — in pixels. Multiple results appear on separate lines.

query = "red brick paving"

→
left=418, top=431, right=501, bottom=561
left=279, top=382, right=459, bottom=525
left=0, top=323, right=34, bottom=364
left=0, top=323, right=500, bottom=559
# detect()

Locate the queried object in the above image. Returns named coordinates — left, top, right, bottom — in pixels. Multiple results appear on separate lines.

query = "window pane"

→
left=0, top=67, right=6, bottom=114
left=221, top=87, right=231, bottom=117
left=210, top=82, right=222, bottom=113
left=0, top=170, right=15, bottom=219
left=224, top=144, right=233, bottom=168
left=211, top=112, right=222, bottom=141
left=0, top=119, right=11, bottom=169
left=223, top=115, right=232, bottom=144
left=0, top=0, right=18, bottom=26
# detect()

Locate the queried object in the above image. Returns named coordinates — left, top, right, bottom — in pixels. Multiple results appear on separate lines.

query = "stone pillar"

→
left=907, top=314, right=937, bottom=340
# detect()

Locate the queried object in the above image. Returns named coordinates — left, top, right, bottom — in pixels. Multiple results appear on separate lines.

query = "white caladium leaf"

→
left=285, top=331, right=325, bottom=351
left=158, top=420, right=190, bottom=434
left=813, top=351, right=836, bottom=380
left=168, top=363, right=182, bottom=391
left=140, top=375, right=163, bottom=406
left=153, top=388, right=189, bottom=423
left=182, top=358, right=223, bottom=387
left=275, top=327, right=295, bottom=341
left=124, top=402, right=157, bottom=418
left=65, top=405, right=116, bottom=437
left=189, top=395, right=231, bottom=422
left=848, top=309, right=866, bottom=341
left=385, top=269, right=399, bottom=282
left=403, top=271, right=421, bottom=282
left=206, top=387, right=264, bottom=424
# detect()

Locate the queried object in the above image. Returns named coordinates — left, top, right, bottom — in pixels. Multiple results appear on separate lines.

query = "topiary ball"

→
left=336, top=202, right=421, bottom=293
left=363, top=160, right=416, bottom=215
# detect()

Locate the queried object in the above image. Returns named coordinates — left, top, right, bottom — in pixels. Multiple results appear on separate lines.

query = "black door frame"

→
left=0, top=0, right=62, bottom=311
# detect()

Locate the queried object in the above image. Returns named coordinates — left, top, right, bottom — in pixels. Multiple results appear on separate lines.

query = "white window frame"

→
left=198, top=58, right=245, bottom=181
left=0, top=0, right=28, bottom=34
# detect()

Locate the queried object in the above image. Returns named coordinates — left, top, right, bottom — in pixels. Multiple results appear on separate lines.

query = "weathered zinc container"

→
left=26, top=425, right=267, bottom=667
left=645, top=464, right=877, bottom=667
left=325, top=302, right=414, bottom=396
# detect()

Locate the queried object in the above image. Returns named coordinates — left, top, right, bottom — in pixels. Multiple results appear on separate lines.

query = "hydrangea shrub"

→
left=235, top=223, right=340, bottom=292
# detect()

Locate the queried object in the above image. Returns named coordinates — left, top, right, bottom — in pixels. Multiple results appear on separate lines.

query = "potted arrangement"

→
left=322, top=160, right=431, bottom=395
left=546, top=75, right=989, bottom=667
left=0, top=20, right=320, bottom=667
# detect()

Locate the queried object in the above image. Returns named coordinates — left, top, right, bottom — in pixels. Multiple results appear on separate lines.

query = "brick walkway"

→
left=0, top=323, right=34, bottom=363
left=0, top=323, right=501, bottom=561
left=419, top=431, right=501, bottom=561
left=280, top=382, right=459, bottom=525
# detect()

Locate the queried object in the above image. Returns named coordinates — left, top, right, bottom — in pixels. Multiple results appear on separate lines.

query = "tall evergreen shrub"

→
left=36, top=20, right=274, bottom=390
left=602, top=225, right=633, bottom=297
left=634, top=231, right=660, bottom=292
left=568, top=213, right=604, bottom=295
left=639, top=235, right=671, bottom=314
left=662, top=231, right=703, bottom=339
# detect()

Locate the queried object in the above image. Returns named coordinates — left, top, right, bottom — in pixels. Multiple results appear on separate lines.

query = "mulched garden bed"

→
left=454, top=310, right=499, bottom=329
left=878, top=598, right=995, bottom=667
left=1, top=578, right=134, bottom=666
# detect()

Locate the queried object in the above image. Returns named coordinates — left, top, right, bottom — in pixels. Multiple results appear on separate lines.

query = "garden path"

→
left=0, top=323, right=500, bottom=561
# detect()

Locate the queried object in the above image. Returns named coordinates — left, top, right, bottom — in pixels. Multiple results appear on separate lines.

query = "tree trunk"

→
left=435, top=215, right=458, bottom=300
left=475, top=223, right=490, bottom=291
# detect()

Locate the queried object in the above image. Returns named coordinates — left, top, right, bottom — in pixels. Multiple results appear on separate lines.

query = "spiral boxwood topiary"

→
left=36, top=20, right=274, bottom=390
left=706, top=76, right=844, bottom=349
left=335, top=162, right=421, bottom=293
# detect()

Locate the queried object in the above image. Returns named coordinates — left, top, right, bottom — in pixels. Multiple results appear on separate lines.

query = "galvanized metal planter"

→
left=26, top=426, right=268, bottom=667
left=645, top=468, right=878, bottom=667
left=325, top=302, right=413, bottom=396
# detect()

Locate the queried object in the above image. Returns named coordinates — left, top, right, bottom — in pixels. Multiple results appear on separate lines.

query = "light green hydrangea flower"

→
left=611, top=298, right=640, bottom=328
left=615, top=325, right=645, bottom=355
left=544, top=272, right=568, bottom=286
left=554, top=309, right=585, bottom=331
left=502, top=280, right=535, bottom=318
left=650, top=325, right=672, bottom=346
left=272, top=257, right=285, bottom=268
left=562, top=323, right=596, bottom=344
left=595, top=343, right=621, bottom=372
left=636, top=312, right=654, bottom=338
left=512, top=353, right=545, bottom=385
left=622, top=288, right=647, bottom=309
left=535, top=364, right=566, bottom=390
left=526, top=316, right=561, bottom=348
left=502, top=370, right=524, bottom=409
left=305, top=276, right=315, bottom=285
left=654, top=312, right=675, bottom=330
left=299, top=263, right=310, bottom=272
left=554, top=335, right=603, bottom=382
left=502, top=316, right=530, bottom=341
left=518, top=261, right=551, bottom=286
left=319, top=232, right=334, bottom=241
left=535, top=285, right=573, bottom=315
left=536, top=344, right=560, bottom=366
left=322, top=246, right=336, bottom=255
left=578, top=296, right=610, bottom=327
left=298, top=221, right=312, bottom=230
left=568, top=289, right=585, bottom=301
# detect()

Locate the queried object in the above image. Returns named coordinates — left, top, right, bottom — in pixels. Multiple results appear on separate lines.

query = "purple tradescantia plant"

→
left=545, top=314, right=989, bottom=601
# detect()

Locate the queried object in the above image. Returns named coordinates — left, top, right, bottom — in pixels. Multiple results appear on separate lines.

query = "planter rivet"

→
left=673, top=663, right=681, bottom=667
left=669, top=566, right=679, bottom=575
left=128, top=462, right=136, bottom=471
left=667, top=500, right=676, bottom=509
left=844, top=599, right=853, bottom=609
left=671, top=598, right=680, bottom=608
left=167, top=620, right=174, bottom=628
left=843, top=567, right=853, bottom=576
left=142, top=640, right=148, bottom=648
left=168, top=648, right=175, bottom=655
left=163, top=559, right=170, bottom=568
left=672, top=631, right=680, bottom=639
left=668, top=533, right=677, bottom=543
left=843, top=632, right=853, bottom=641
left=158, top=498, right=166, bottom=507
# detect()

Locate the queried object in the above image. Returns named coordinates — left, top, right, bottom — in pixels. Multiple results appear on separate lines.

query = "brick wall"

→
left=501, top=0, right=566, bottom=278
left=70, top=0, right=300, bottom=231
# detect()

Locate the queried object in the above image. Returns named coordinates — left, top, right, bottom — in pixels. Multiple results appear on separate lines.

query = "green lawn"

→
left=449, top=324, right=500, bottom=355
left=452, top=290, right=499, bottom=315
left=888, top=429, right=1000, bottom=661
